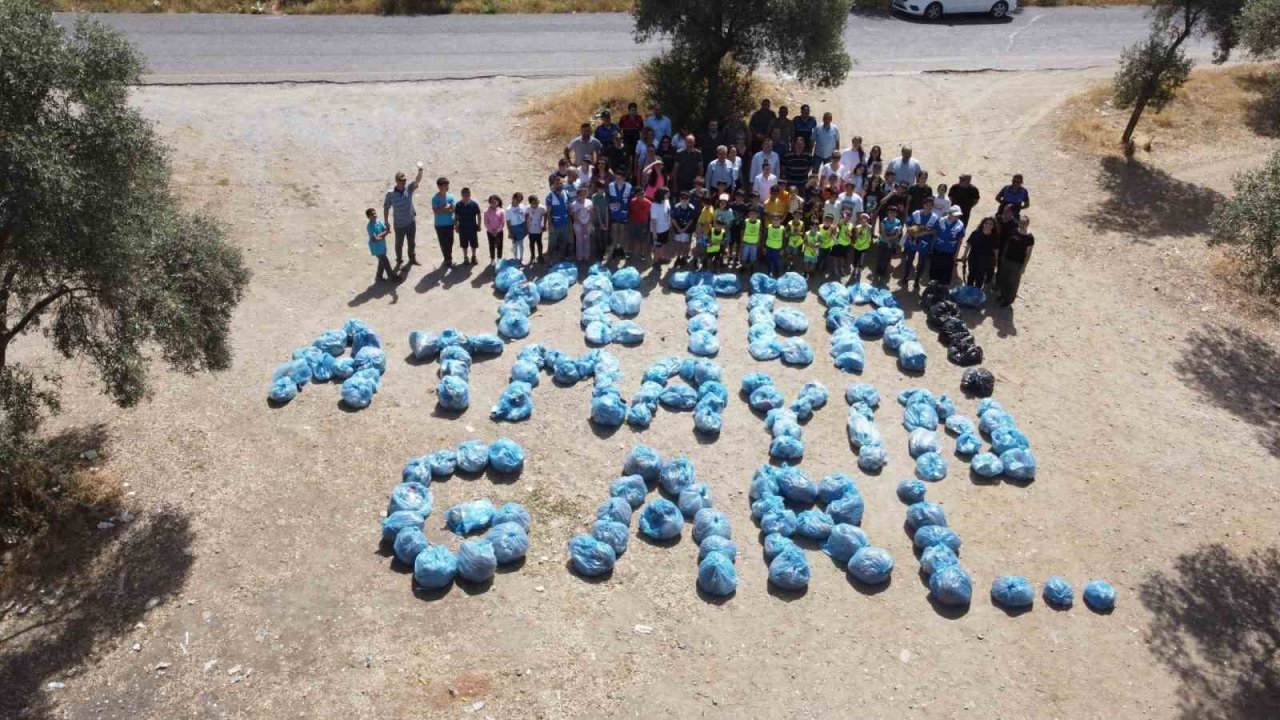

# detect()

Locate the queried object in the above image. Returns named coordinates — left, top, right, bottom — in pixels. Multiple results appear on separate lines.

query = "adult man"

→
left=547, top=158, right=570, bottom=190
left=903, top=196, right=940, bottom=290
left=634, top=126, right=656, bottom=183
left=749, top=138, right=780, bottom=187
left=673, top=134, right=703, bottom=193
left=995, top=174, right=1030, bottom=215
left=605, top=170, right=633, bottom=259
left=792, top=104, right=817, bottom=153
left=749, top=99, right=776, bottom=152
left=705, top=145, right=736, bottom=192
left=722, top=111, right=749, bottom=151
left=566, top=122, right=602, bottom=166
left=781, top=137, right=812, bottom=189
left=906, top=171, right=933, bottom=213
left=836, top=181, right=864, bottom=219
left=840, top=136, right=867, bottom=173
left=819, top=153, right=843, bottom=188
left=594, top=110, right=620, bottom=146
left=885, top=145, right=924, bottom=186
left=619, top=102, right=645, bottom=163
left=601, top=133, right=627, bottom=178
left=644, top=104, right=673, bottom=143
left=545, top=175, right=573, bottom=260
left=812, top=112, right=840, bottom=174
left=931, top=207, right=966, bottom=286
left=947, top=174, right=981, bottom=230
left=771, top=106, right=794, bottom=150
left=382, top=163, right=423, bottom=267
left=430, top=176, right=456, bottom=268
left=699, top=119, right=724, bottom=166
left=752, top=161, right=779, bottom=199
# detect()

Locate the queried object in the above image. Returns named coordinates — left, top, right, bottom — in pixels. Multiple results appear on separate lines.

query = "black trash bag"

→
left=948, top=342, right=984, bottom=367
left=960, top=367, right=996, bottom=397
left=925, top=301, right=960, bottom=330
left=920, top=282, right=948, bottom=310
left=937, top=318, right=969, bottom=346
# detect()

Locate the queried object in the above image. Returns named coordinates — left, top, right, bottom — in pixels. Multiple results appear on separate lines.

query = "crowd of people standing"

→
left=365, top=99, right=1036, bottom=308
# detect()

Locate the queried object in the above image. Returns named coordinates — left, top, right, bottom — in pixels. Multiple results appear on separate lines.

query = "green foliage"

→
left=641, top=51, right=759, bottom=133
left=378, top=0, right=455, bottom=13
left=1238, top=0, right=1280, bottom=57
left=0, top=0, right=250, bottom=446
left=1210, top=151, right=1280, bottom=295
left=632, top=0, right=851, bottom=126
left=1151, top=0, right=1246, bottom=63
left=1113, top=33, right=1193, bottom=112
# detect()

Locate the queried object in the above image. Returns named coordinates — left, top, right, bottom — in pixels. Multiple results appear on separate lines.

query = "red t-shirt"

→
left=629, top=195, right=652, bottom=224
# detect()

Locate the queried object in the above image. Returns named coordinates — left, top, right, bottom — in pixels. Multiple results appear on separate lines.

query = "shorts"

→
left=741, top=243, right=759, bottom=263
left=654, top=230, right=670, bottom=246
left=804, top=255, right=818, bottom=265
left=508, top=224, right=527, bottom=243
left=459, top=229, right=479, bottom=249
left=674, top=233, right=691, bottom=244
left=831, top=245, right=849, bottom=258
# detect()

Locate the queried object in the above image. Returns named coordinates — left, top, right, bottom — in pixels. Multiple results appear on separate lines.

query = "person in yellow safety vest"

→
left=817, top=217, right=836, bottom=277
left=740, top=207, right=762, bottom=270
left=695, top=197, right=715, bottom=269
left=786, top=210, right=806, bottom=271
left=764, top=214, right=786, bottom=276
left=706, top=219, right=726, bottom=270
left=850, top=212, right=874, bottom=283
left=802, top=226, right=821, bottom=278
left=831, top=210, right=853, bottom=276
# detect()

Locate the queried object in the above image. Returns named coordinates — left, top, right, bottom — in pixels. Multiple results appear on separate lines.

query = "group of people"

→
left=365, top=99, right=1037, bottom=307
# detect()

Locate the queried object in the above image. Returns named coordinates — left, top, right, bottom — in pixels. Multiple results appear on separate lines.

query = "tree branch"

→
left=0, top=285, right=74, bottom=346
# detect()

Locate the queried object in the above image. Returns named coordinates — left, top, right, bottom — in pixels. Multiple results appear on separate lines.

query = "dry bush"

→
left=1, top=426, right=122, bottom=547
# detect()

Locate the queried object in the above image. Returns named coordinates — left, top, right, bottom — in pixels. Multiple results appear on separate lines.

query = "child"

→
left=696, top=192, right=715, bottom=250
left=740, top=207, right=762, bottom=272
left=629, top=191, right=653, bottom=261
left=591, top=183, right=610, bottom=260
left=507, top=192, right=527, bottom=264
left=817, top=216, right=836, bottom=275
left=764, top=214, right=786, bottom=277
left=483, top=195, right=505, bottom=266
left=454, top=188, right=481, bottom=265
left=365, top=208, right=393, bottom=282
left=831, top=210, right=853, bottom=276
left=705, top=218, right=726, bottom=270
left=850, top=212, right=873, bottom=282
left=729, top=190, right=749, bottom=267
left=526, top=194, right=546, bottom=263
left=671, top=190, right=697, bottom=268
left=874, top=204, right=903, bottom=282
left=802, top=223, right=820, bottom=277
left=649, top=187, right=672, bottom=264
left=571, top=186, right=594, bottom=262
left=786, top=210, right=806, bottom=270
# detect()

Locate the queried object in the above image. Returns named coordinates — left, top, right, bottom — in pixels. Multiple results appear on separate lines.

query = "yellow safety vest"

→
left=708, top=228, right=725, bottom=253
left=803, top=232, right=820, bottom=258
left=766, top=225, right=785, bottom=250
left=853, top=225, right=872, bottom=251
left=788, top=221, right=806, bottom=248
left=819, top=228, right=835, bottom=249
left=743, top=219, right=762, bottom=245
left=836, top=224, right=852, bottom=246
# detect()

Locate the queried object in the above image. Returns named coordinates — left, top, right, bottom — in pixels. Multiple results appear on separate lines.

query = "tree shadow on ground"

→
left=1172, top=324, right=1280, bottom=458
left=1235, top=70, right=1280, bottom=139
left=0, top=505, right=195, bottom=719
left=1085, top=156, right=1225, bottom=239
left=1140, top=544, right=1280, bottom=720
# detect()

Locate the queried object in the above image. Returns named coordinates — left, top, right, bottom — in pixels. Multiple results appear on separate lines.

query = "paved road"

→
left=61, top=7, right=1213, bottom=85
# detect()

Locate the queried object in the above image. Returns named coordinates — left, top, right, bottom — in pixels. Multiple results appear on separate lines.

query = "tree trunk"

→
left=1120, top=91, right=1151, bottom=150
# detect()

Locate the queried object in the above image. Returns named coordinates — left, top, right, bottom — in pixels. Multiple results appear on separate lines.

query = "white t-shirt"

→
left=819, top=161, right=842, bottom=186
left=753, top=172, right=778, bottom=199
left=570, top=199, right=593, bottom=226
left=526, top=206, right=546, bottom=233
left=840, top=147, right=867, bottom=172
left=886, top=157, right=923, bottom=186
left=506, top=203, right=526, bottom=227
left=750, top=150, right=779, bottom=184
left=932, top=194, right=951, bottom=219
left=650, top=200, right=672, bottom=232
left=837, top=191, right=864, bottom=219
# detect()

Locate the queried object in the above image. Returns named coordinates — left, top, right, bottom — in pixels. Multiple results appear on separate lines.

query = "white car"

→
left=891, top=0, right=1016, bottom=20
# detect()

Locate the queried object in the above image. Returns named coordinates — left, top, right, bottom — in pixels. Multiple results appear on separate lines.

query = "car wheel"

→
left=924, top=2, right=943, bottom=20
left=990, top=1, right=1008, bottom=17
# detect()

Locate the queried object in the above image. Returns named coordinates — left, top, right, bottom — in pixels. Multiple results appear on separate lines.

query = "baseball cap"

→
left=947, top=207, right=962, bottom=216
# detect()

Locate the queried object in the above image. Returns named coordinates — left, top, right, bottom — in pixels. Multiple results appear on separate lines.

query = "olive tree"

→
left=1210, top=152, right=1280, bottom=296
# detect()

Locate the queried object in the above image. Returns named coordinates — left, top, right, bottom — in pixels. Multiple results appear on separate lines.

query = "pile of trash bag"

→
left=816, top=282, right=922, bottom=377
left=577, top=263, right=645, bottom=347
left=270, top=319, right=383, bottom=409
left=921, top=282, right=985, bottom=367
left=435, top=344, right=473, bottom=412
left=684, top=285, right=721, bottom=357
left=628, top=356, right=724, bottom=435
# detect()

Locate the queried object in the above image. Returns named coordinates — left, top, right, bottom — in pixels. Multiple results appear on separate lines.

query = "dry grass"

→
left=1, top=427, right=123, bottom=547
left=1059, top=63, right=1280, bottom=157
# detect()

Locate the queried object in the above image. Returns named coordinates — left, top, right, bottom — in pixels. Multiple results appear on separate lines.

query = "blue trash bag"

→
left=552, top=356, right=583, bottom=386
left=381, top=510, right=425, bottom=543
left=437, top=375, right=471, bottom=411
left=614, top=320, right=645, bottom=344
left=951, top=284, right=987, bottom=308
left=486, top=522, right=530, bottom=564
left=748, top=322, right=777, bottom=345
left=883, top=323, right=920, bottom=352
left=428, top=449, right=457, bottom=477
left=548, top=261, right=579, bottom=284
left=393, top=526, right=429, bottom=565
left=915, top=452, right=948, bottom=481
left=687, top=280, right=716, bottom=297
left=268, top=377, right=299, bottom=403
left=761, top=508, right=798, bottom=537
left=340, top=373, right=378, bottom=409
left=906, top=501, right=948, bottom=530
left=858, top=443, right=890, bottom=472
left=311, top=353, right=339, bottom=383
left=402, top=455, right=433, bottom=485
left=780, top=338, right=815, bottom=366
left=956, top=432, right=983, bottom=456
left=590, top=519, right=630, bottom=557
left=847, top=413, right=883, bottom=449
left=605, top=266, right=637, bottom=290
left=749, top=385, right=787, bottom=414
left=855, top=311, right=889, bottom=337
left=624, top=446, right=663, bottom=483
left=869, top=286, right=899, bottom=308
left=763, top=532, right=796, bottom=561
left=585, top=320, right=615, bottom=346
left=348, top=325, right=382, bottom=356
left=908, top=429, right=941, bottom=458
left=1000, top=448, right=1037, bottom=481
left=698, top=553, right=739, bottom=596
left=971, top=452, right=1004, bottom=478
left=750, top=273, right=778, bottom=295
left=834, top=349, right=866, bottom=374
left=818, top=281, right=851, bottom=306
left=914, top=524, right=963, bottom=552
left=789, top=395, right=816, bottom=422
left=639, top=498, right=684, bottom=540
left=692, top=508, right=732, bottom=544
left=875, top=307, right=906, bottom=327
left=659, top=384, right=698, bottom=411
left=688, top=313, right=719, bottom=335
left=495, top=266, right=527, bottom=293
left=921, top=543, right=960, bottom=577
left=490, top=382, right=533, bottom=422
left=712, top=273, right=742, bottom=296
left=497, top=312, right=530, bottom=340
left=769, top=546, right=811, bottom=590
left=897, top=478, right=927, bottom=504
left=777, top=466, right=817, bottom=504
left=590, top=391, right=627, bottom=427
left=445, top=499, right=495, bottom=536
left=625, top=403, right=653, bottom=428
left=467, top=334, right=505, bottom=357
left=830, top=327, right=864, bottom=355
left=506, top=279, right=541, bottom=309
left=826, top=306, right=857, bottom=331
left=685, top=294, right=720, bottom=317
left=388, top=481, right=433, bottom=516
left=739, top=373, right=773, bottom=395
left=679, top=483, right=714, bottom=518
left=797, top=381, right=828, bottom=409
left=749, top=338, right=783, bottom=361
left=644, top=356, right=683, bottom=384
left=898, top=387, right=935, bottom=407
left=1083, top=579, right=1116, bottom=611
left=352, top=346, right=387, bottom=375
left=503, top=298, right=535, bottom=319
left=659, top=457, right=696, bottom=496
left=516, top=344, right=547, bottom=369
left=747, top=291, right=776, bottom=310
left=991, top=427, right=1031, bottom=455
left=536, top=272, right=570, bottom=302
left=827, top=492, right=866, bottom=526
left=795, top=509, right=835, bottom=540
left=903, top=401, right=940, bottom=431
left=493, top=502, right=531, bottom=532
left=991, top=575, right=1035, bottom=608
left=930, top=564, right=973, bottom=606
left=898, top=341, right=927, bottom=373
left=611, top=475, right=648, bottom=509
left=688, top=330, right=721, bottom=357
left=568, top=534, right=617, bottom=577
left=848, top=546, right=895, bottom=584
left=850, top=282, right=875, bottom=305
left=698, top=379, right=729, bottom=404
left=750, top=465, right=782, bottom=500
left=752, top=494, right=786, bottom=522
left=313, top=329, right=347, bottom=357
left=332, top=357, right=355, bottom=380
left=774, top=308, right=809, bottom=334
left=945, top=414, right=976, bottom=436
left=596, top=497, right=633, bottom=525
left=776, top=272, right=808, bottom=300
left=770, top=436, right=805, bottom=462
left=510, top=360, right=540, bottom=387
left=1043, top=576, right=1075, bottom=608
left=438, top=358, right=471, bottom=382
left=409, top=332, right=441, bottom=362
left=609, top=289, right=643, bottom=317
left=488, top=438, right=525, bottom=474
left=580, top=304, right=609, bottom=328
left=273, top=358, right=310, bottom=386
left=667, top=270, right=693, bottom=290
left=977, top=398, right=1004, bottom=415
left=822, top=524, right=870, bottom=564
left=932, top=394, right=955, bottom=421
left=413, top=544, right=458, bottom=589
left=980, top=408, right=1017, bottom=435
left=693, top=537, right=735, bottom=565
left=818, top=473, right=857, bottom=504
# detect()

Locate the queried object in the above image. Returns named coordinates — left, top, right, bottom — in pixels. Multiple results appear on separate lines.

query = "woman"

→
left=850, top=163, right=868, bottom=194
left=932, top=183, right=951, bottom=219
left=959, top=216, right=1000, bottom=288
left=726, top=144, right=743, bottom=191
left=866, top=145, right=884, bottom=173
left=997, top=215, right=1034, bottom=307
left=641, top=159, right=666, bottom=200
left=657, top=136, right=677, bottom=183
left=995, top=203, right=1019, bottom=263
left=863, top=176, right=885, bottom=219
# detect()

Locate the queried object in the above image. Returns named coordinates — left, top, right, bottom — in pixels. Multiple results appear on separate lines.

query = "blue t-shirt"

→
left=999, top=185, right=1029, bottom=210
left=366, top=219, right=388, bottom=256
left=431, top=192, right=456, bottom=227
left=905, top=210, right=939, bottom=253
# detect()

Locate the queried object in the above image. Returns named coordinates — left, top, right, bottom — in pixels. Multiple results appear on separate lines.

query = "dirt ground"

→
left=4, top=68, right=1280, bottom=719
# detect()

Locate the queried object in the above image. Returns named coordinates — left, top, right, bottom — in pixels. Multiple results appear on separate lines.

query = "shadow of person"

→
left=348, top=275, right=403, bottom=307
left=1173, top=324, right=1280, bottom=458
left=989, top=302, right=1018, bottom=338
left=1140, top=544, right=1280, bottom=719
